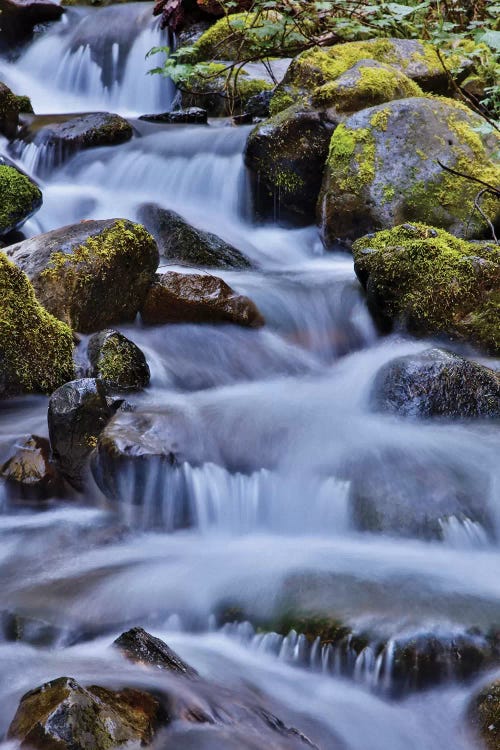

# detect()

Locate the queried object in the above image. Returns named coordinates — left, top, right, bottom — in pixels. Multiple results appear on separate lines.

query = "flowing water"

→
left=0, top=6, right=499, bottom=748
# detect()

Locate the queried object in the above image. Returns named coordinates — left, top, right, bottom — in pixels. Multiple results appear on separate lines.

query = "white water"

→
left=0, top=5, right=498, bottom=749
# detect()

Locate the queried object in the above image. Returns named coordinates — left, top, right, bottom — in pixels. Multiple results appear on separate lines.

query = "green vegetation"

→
left=0, top=165, right=42, bottom=234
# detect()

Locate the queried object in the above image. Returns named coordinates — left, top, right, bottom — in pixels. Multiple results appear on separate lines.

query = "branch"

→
left=436, top=159, right=500, bottom=197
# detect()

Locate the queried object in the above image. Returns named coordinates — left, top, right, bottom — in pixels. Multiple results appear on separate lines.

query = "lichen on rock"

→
left=0, top=162, right=42, bottom=235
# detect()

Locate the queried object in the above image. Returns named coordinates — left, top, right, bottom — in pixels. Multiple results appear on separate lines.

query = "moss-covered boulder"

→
left=87, top=330, right=150, bottom=392
left=137, top=204, right=252, bottom=269
left=319, top=97, right=500, bottom=244
left=371, top=348, right=500, bottom=419
left=271, top=38, right=455, bottom=115
left=0, top=160, right=42, bottom=235
left=0, top=81, right=21, bottom=138
left=353, top=223, right=500, bottom=354
left=469, top=680, right=500, bottom=750
left=141, top=271, right=264, bottom=327
left=5, top=219, right=159, bottom=333
left=245, top=105, right=335, bottom=223
left=0, top=253, right=74, bottom=399
left=8, top=676, right=164, bottom=750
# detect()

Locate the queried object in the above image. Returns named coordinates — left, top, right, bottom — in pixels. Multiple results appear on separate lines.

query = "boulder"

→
left=352, top=223, right=500, bottom=354
left=113, top=626, right=198, bottom=676
left=245, top=105, right=334, bottom=223
left=243, top=89, right=273, bottom=119
left=141, top=271, right=264, bottom=327
left=0, top=158, right=42, bottom=235
left=139, top=107, right=207, bottom=124
left=347, top=446, right=491, bottom=541
left=319, top=97, right=500, bottom=244
left=15, top=112, right=133, bottom=170
left=0, top=0, right=63, bottom=42
left=271, top=38, right=459, bottom=116
left=469, top=680, right=500, bottom=750
left=8, top=676, right=163, bottom=750
left=0, top=252, right=74, bottom=398
left=87, top=330, right=150, bottom=392
left=137, top=204, right=252, bottom=269
left=5, top=219, right=159, bottom=333
left=372, top=348, right=500, bottom=419
left=48, top=378, right=117, bottom=489
left=0, top=81, right=21, bottom=138
left=1, top=435, right=64, bottom=499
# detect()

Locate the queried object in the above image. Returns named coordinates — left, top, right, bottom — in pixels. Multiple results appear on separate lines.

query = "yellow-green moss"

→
left=327, top=123, right=375, bottom=193
left=0, top=252, right=74, bottom=395
left=353, top=223, right=500, bottom=353
left=313, top=65, right=423, bottom=111
left=370, top=107, right=391, bottom=131
left=0, top=166, right=41, bottom=233
left=269, top=90, right=295, bottom=117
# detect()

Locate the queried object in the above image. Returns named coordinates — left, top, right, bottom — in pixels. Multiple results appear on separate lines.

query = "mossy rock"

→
left=319, top=97, right=500, bottom=244
left=0, top=81, right=21, bottom=138
left=87, top=329, right=150, bottom=392
left=0, top=160, right=42, bottom=235
left=5, top=219, right=159, bottom=333
left=469, top=680, right=500, bottom=750
left=353, top=223, right=500, bottom=354
left=271, top=38, right=450, bottom=116
left=0, top=252, right=74, bottom=399
left=245, top=104, right=335, bottom=223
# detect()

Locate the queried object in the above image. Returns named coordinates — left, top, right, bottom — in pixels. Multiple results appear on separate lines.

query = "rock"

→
left=319, top=97, right=500, bottom=244
left=0, top=81, right=21, bottom=138
left=271, top=38, right=459, bottom=116
left=244, top=89, right=273, bottom=119
left=372, top=348, right=500, bottom=419
left=48, top=378, right=117, bottom=489
left=0, top=252, right=74, bottom=398
left=8, top=676, right=164, bottom=750
left=352, top=223, right=500, bottom=354
left=1, top=435, right=64, bottom=499
left=14, top=112, right=133, bottom=170
left=469, top=679, right=500, bottom=750
left=5, top=219, right=159, bottom=333
left=1, top=610, right=69, bottom=647
left=0, top=158, right=42, bottom=235
left=137, top=204, right=252, bottom=269
left=347, top=446, right=491, bottom=541
left=245, top=105, right=334, bottom=223
left=87, top=330, right=150, bottom=392
left=0, top=0, right=63, bottom=42
left=113, top=626, right=198, bottom=676
left=139, top=107, right=208, bottom=124
left=141, top=271, right=264, bottom=328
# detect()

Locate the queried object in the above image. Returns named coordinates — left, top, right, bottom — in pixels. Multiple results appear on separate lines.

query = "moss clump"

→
left=0, top=252, right=74, bottom=397
left=269, top=90, right=294, bottom=117
left=327, top=123, right=375, bottom=193
left=353, top=223, right=500, bottom=353
left=0, top=165, right=42, bottom=234
left=313, top=64, right=423, bottom=111
left=14, top=95, right=33, bottom=113
left=89, top=330, right=150, bottom=391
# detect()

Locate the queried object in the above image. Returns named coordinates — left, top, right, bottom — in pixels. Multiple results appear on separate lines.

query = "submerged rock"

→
left=0, top=158, right=42, bottom=235
left=1, top=435, right=64, bottom=499
left=114, top=627, right=198, bottom=677
left=88, top=330, right=150, bottom=392
left=352, top=224, right=500, bottom=354
left=48, top=378, right=117, bottom=489
left=139, top=107, right=208, bottom=124
left=141, top=272, right=264, bottom=327
left=372, top=348, right=500, bottom=419
left=137, top=204, right=252, bottom=269
left=5, top=219, right=159, bottom=333
left=8, top=676, right=164, bottom=750
left=245, top=106, right=334, bottom=223
left=0, top=252, right=74, bottom=398
left=319, top=97, right=500, bottom=243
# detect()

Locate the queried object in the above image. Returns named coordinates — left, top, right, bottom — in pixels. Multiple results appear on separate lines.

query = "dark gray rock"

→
left=139, top=107, right=208, bottom=124
left=0, top=0, right=63, bottom=42
left=88, top=330, right=150, bottom=392
left=114, top=627, right=198, bottom=676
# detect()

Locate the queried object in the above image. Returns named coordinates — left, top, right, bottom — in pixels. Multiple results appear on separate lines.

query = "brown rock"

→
left=1, top=435, right=64, bottom=498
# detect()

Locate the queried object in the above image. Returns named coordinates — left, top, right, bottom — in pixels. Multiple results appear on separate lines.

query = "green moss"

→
left=353, top=223, right=500, bottom=353
left=0, top=252, right=74, bottom=396
left=370, top=107, right=391, bottom=131
left=0, top=166, right=41, bottom=233
left=13, top=95, right=33, bottom=114
left=314, top=65, right=423, bottom=111
left=269, top=90, right=295, bottom=117
left=327, top=123, right=375, bottom=193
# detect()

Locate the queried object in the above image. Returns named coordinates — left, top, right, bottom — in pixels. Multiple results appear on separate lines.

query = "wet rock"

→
left=245, top=106, right=334, bottom=223
left=352, top=224, right=500, bottom=354
left=243, top=89, right=273, bottom=119
left=8, top=676, right=164, bottom=750
left=0, top=157, right=42, bottom=235
left=88, top=330, right=150, bottom=392
left=137, top=204, right=252, bottom=269
left=139, top=107, right=208, bottom=124
left=0, top=0, right=63, bottom=42
left=469, top=679, right=500, bottom=750
left=15, top=112, right=133, bottom=169
left=1, top=435, right=64, bottom=499
left=141, top=272, right=264, bottom=328
left=48, top=378, right=117, bottom=489
left=0, top=252, right=74, bottom=399
left=5, top=219, right=159, bottom=333
left=372, top=348, right=500, bottom=419
left=114, top=626, right=198, bottom=677
left=319, top=98, right=500, bottom=244
left=348, top=446, right=492, bottom=541
left=1, top=610, right=70, bottom=647
left=0, top=81, right=21, bottom=138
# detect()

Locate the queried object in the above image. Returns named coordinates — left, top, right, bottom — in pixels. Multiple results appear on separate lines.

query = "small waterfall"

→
left=439, top=516, right=490, bottom=549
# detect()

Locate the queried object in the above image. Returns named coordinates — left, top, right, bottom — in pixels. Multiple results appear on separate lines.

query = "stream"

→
left=0, top=4, right=499, bottom=748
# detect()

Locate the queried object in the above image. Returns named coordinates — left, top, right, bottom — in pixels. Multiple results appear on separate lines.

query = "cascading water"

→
left=0, top=4, right=499, bottom=749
